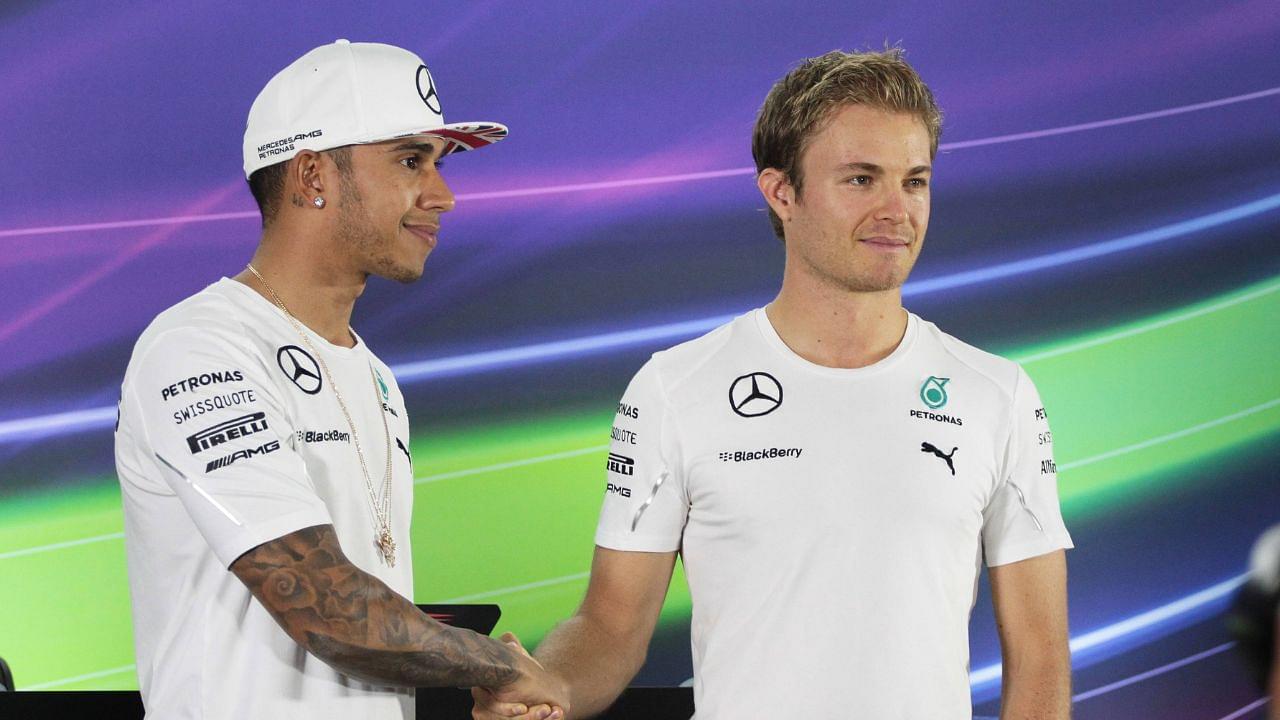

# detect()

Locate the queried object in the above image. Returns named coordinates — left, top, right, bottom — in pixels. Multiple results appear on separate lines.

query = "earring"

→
left=313, top=197, right=326, bottom=209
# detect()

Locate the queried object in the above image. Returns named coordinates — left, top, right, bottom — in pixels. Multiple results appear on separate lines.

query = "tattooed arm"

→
left=231, top=524, right=569, bottom=709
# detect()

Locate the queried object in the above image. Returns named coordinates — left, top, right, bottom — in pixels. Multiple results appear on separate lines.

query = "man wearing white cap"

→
left=115, top=40, right=567, bottom=719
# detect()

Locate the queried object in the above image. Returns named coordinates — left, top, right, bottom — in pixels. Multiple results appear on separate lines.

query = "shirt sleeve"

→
left=982, top=366, right=1074, bottom=567
left=122, top=326, right=333, bottom=568
left=594, top=357, right=687, bottom=553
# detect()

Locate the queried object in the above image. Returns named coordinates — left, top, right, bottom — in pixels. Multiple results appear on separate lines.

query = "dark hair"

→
left=246, top=147, right=353, bottom=227
left=752, top=48, right=942, bottom=240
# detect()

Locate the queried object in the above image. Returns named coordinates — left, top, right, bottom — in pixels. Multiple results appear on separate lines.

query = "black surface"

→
left=0, top=687, right=694, bottom=720
left=416, top=603, right=501, bottom=636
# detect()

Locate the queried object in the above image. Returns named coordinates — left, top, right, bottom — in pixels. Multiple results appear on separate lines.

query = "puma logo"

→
left=396, top=437, right=413, bottom=468
left=920, top=441, right=957, bottom=475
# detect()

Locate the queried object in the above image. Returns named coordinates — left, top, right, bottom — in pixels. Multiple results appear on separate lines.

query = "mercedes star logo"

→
left=416, top=65, right=441, bottom=114
left=277, top=345, right=322, bottom=395
left=729, top=372, right=783, bottom=418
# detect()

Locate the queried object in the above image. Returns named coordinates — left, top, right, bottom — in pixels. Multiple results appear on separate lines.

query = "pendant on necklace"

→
left=376, top=529, right=397, bottom=567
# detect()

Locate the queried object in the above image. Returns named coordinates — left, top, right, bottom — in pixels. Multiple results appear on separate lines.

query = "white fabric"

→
left=115, top=278, right=416, bottom=720
left=242, top=40, right=506, bottom=176
left=595, top=308, right=1073, bottom=719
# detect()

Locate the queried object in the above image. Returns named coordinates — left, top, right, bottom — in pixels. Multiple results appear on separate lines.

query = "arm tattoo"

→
left=231, top=525, right=520, bottom=688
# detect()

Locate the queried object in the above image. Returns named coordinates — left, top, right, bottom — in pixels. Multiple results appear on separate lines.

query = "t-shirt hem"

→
left=594, top=530, right=681, bottom=553
left=214, top=506, right=336, bottom=569
left=985, top=532, right=1074, bottom=568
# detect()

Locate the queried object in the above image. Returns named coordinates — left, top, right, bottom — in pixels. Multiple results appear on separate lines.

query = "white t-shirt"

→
left=115, top=278, right=416, bottom=720
left=595, top=309, right=1073, bottom=719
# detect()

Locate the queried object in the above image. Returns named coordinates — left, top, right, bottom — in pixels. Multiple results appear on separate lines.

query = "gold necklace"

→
left=246, top=264, right=397, bottom=567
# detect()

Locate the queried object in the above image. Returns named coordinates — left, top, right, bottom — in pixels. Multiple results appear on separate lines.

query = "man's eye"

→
left=849, top=175, right=872, bottom=186
left=907, top=178, right=928, bottom=188
left=402, top=156, right=420, bottom=170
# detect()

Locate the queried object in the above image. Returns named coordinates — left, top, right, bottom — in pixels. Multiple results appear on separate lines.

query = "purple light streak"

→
left=0, top=184, right=242, bottom=344
left=1, top=86, right=1275, bottom=241
left=0, top=210, right=259, bottom=239
left=941, top=86, right=1280, bottom=151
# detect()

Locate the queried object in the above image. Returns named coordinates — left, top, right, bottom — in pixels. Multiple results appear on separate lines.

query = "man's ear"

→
left=287, top=150, right=327, bottom=208
left=757, top=167, right=797, bottom=223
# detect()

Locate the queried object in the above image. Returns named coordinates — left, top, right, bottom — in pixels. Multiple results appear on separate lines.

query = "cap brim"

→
left=417, top=122, right=508, bottom=155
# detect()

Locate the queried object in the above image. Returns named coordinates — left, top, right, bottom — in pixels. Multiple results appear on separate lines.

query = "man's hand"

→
left=475, top=548, right=677, bottom=719
left=472, top=633, right=568, bottom=720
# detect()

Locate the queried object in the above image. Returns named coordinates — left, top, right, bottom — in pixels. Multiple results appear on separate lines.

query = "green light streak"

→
left=1, top=276, right=1277, bottom=689
left=1015, top=277, right=1280, bottom=514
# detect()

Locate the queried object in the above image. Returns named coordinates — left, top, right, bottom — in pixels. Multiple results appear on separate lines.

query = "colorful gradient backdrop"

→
left=1, top=1, right=1277, bottom=717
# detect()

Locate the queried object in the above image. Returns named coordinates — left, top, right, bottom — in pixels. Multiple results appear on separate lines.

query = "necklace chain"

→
left=246, top=264, right=397, bottom=566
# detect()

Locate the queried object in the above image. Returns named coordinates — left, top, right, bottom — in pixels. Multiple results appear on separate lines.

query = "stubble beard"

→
left=849, top=261, right=912, bottom=293
left=799, top=241, right=917, bottom=295
left=335, top=171, right=423, bottom=284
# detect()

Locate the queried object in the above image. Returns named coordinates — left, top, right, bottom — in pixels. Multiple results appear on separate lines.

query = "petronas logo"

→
left=375, top=369, right=390, bottom=402
left=920, top=376, right=950, bottom=409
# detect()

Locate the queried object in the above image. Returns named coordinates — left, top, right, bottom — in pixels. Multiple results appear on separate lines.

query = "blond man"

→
left=476, top=49, right=1073, bottom=719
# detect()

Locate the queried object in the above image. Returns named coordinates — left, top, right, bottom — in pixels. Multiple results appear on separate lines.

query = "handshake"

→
left=473, top=632, right=570, bottom=720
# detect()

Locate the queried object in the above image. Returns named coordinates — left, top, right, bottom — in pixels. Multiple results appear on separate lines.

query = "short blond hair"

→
left=752, top=48, right=942, bottom=240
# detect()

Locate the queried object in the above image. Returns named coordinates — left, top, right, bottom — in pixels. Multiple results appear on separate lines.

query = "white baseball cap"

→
left=243, top=39, right=507, bottom=178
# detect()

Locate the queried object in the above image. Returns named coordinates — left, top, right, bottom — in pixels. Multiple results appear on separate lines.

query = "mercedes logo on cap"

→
left=729, top=372, right=783, bottom=418
left=277, top=345, right=322, bottom=395
left=416, top=65, right=441, bottom=114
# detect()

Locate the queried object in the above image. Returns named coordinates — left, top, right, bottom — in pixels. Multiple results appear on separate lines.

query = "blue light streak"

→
left=1, top=191, right=1277, bottom=445
left=969, top=573, right=1247, bottom=697
left=394, top=315, right=738, bottom=383
left=908, top=193, right=1280, bottom=296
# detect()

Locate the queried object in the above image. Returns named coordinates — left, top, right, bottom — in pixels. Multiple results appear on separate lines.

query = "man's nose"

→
left=420, top=167, right=456, bottom=214
left=874, top=185, right=909, bottom=223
